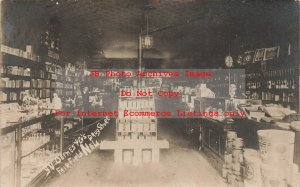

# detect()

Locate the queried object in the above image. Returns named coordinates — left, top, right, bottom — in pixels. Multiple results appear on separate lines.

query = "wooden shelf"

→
left=2, top=53, right=37, bottom=67
left=1, top=73, right=31, bottom=79
left=1, top=87, right=30, bottom=91
left=1, top=113, right=55, bottom=135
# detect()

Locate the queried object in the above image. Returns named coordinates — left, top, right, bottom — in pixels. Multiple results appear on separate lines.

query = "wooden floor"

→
left=46, top=120, right=227, bottom=187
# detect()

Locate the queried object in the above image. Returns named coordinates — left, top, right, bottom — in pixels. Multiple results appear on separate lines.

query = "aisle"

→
left=47, top=121, right=227, bottom=187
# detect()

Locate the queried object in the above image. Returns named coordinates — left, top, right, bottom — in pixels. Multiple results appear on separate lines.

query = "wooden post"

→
left=298, top=1, right=300, bottom=113
left=152, top=148, right=159, bottom=163
left=138, top=33, right=143, bottom=88
left=133, top=148, right=142, bottom=165
left=60, top=116, right=64, bottom=154
left=114, top=149, right=122, bottom=163
left=15, top=126, right=22, bottom=187
left=199, top=123, right=203, bottom=151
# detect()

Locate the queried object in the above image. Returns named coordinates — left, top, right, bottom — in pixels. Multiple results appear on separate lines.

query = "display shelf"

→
left=0, top=100, right=18, bottom=104
left=0, top=73, right=31, bottom=80
left=1, top=53, right=37, bottom=68
left=25, top=118, right=104, bottom=187
left=206, top=70, right=245, bottom=98
left=1, top=53, right=55, bottom=103
left=1, top=113, right=55, bottom=135
left=240, top=51, right=299, bottom=111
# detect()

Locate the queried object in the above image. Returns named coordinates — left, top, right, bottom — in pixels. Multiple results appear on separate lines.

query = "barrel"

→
left=232, top=149, right=243, bottom=163
left=233, top=138, right=244, bottom=149
left=224, top=153, right=233, bottom=165
left=226, top=131, right=238, bottom=153
left=287, top=163, right=299, bottom=186
left=243, top=149, right=262, bottom=187
left=227, top=170, right=234, bottom=184
left=260, top=163, right=288, bottom=187
left=257, top=130, right=295, bottom=165
left=227, top=131, right=237, bottom=140
left=291, top=172, right=300, bottom=187
left=222, top=164, right=228, bottom=178
left=226, top=139, right=234, bottom=153
left=232, top=162, right=243, bottom=187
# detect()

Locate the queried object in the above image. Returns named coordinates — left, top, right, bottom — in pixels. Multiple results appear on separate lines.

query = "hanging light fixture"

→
left=142, top=10, right=153, bottom=49
left=225, top=45, right=233, bottom=68
left=225, top=44, right=234, bottom=99
left=225, top=55, right=233, bottom=68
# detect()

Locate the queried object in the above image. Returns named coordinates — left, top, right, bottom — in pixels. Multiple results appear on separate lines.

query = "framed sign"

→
left=253, top=48, right=265, bottom=62
left=243, top=51, right=255, bottom=64
left=263, top=46, right=280, bottom=60
left=237, top=55, right=244, bottom=65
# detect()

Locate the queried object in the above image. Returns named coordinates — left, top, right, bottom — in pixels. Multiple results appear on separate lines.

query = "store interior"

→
left=1, top=0, right=300, bottom=187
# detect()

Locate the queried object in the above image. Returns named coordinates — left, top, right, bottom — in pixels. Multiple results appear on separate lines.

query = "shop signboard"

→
left=236, top=55, right=244, bottom=65
left=263, top=46, right=280, bottom=61
left=253, top=48, right=265, bottom=62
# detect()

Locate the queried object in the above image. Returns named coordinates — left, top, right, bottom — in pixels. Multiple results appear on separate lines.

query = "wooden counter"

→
left=199, top=118, right=233, bottom=159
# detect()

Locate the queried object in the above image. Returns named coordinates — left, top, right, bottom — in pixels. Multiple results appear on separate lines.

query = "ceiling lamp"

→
left=225, top=55, right=233, bottom=68
left=225, top=45, right=233, bottom=68
left=142, top=9, right=153, bottom=49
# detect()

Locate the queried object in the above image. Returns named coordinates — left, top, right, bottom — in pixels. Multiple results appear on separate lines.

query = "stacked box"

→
left=117, top=95, right=157, bottom=144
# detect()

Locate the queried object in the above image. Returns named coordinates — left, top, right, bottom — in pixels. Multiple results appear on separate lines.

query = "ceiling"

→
left=52, top=0, right=231, bottom=61
left=2, top=0, right=299, bottom=68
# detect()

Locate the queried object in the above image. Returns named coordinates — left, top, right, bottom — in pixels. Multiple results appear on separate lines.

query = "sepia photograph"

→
left=1, top=0, right=300, bottom=187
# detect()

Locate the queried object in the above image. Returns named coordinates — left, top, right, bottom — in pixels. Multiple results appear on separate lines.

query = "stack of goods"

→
left=117, top=98, right=156, bottom=141
left=4, top=66, right=31, bottom=76
left=1, top=44, right=40, bottom=61
left=222, top=131, right=245, bottom=187
left=0, top=77, right=24, bottom=88
left=243, top=149, right=263, bottom=187
left=117, top=90, right=157, bottom=164
left=257, top=130, right=297, bottom=187
left=100, top=87, right=169, bottom=165
left=0, top=99, right=51, bottom=130
left=0, top=91, right=8, bottom=102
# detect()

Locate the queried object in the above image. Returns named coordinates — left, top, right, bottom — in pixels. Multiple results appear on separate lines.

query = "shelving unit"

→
left=100, top=87, right=169, bottom=165
left=205, top=69, right=245, bottom=98
left=0, top=113, right=58, bottom=187
left=117, top=96, right=157, bottom=141
left=0, top=112, right=82, bottom=187
left=0, top=50, right=53, bottom=103
left=0, top=41, right=80, bottom=187
left=239, top=54, right=299, bottom=111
